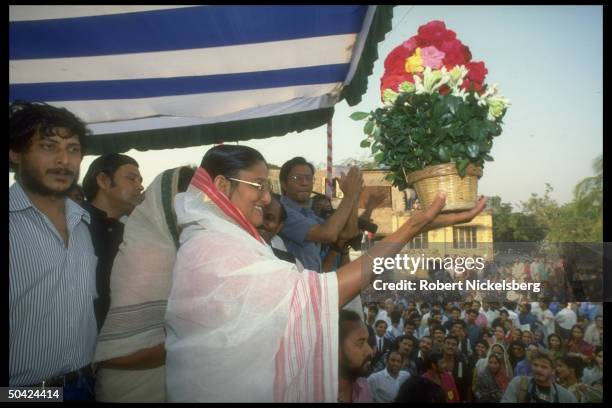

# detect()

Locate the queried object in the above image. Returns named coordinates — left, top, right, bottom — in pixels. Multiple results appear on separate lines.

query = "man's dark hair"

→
left=560, top=354, right=585, bottom=379
left=395, top=375, right=446, bottom=403
left=450, top=306, right=461, bottom=314
left=82, top=153, right=140, bottom=201
left=467, top=308, right=478, bottom=316
left=390, top=310, right=402, bottom=324
left=9, top=101, right=91, bottom=171
left=521, top=303, right=532, bottom=312
left=339, top=309, right=363, bottom=344
left=452, top=320, right=466, bottom=329
left=444, top=335, right=459, bottom=345
left=270, top=192, right=288, bottom=223
left=279, top=156, right=315, bottom=191
left=368, top=304, right=379, bottom=313
left=530, top=349, right=554, bottom=368
left=386, top=350, right=402, bottom=361
left=503, top=301, right=517, bottom=310
left=375, top=320, right=388, bottom=329
left=397, top=335, right=418, bottom=349
left=500, top=309, right=509, bottom=317
left=424, top=351, right=443, bottom=370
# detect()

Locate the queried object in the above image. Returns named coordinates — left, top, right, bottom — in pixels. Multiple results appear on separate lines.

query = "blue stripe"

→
left=9, top=5, right=367, bottom=59
left=9, top=64, right=349, bottom=102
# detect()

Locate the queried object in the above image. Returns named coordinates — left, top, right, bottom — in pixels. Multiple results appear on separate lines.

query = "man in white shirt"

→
left=503, top=301, right=521, bottom=328
left=537, top=300, right=556, bottom=338
left=367, top=351, right=410, bottom=402
left=555, top=302, right=577, bottom=340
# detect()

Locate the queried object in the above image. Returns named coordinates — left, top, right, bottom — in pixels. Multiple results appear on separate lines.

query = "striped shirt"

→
left=9, top=182, right=98, bottom=386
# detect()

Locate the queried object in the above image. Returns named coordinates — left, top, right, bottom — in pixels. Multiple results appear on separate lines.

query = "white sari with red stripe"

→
left=164, top=172, right=338, bottom=402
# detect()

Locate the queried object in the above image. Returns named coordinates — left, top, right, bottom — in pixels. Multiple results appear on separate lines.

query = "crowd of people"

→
left=343, top=297, right=603, bottom=402
left=9, top=101, right=603, bottom=403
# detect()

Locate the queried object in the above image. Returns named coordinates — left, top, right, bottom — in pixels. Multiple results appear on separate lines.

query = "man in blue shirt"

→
left=9, top=101, right=98, bottom=400
left=278, top=157, right=363, bottom=272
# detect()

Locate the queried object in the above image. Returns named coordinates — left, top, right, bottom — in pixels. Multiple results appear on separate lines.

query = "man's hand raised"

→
left=337, top=166, right=364, bottom=199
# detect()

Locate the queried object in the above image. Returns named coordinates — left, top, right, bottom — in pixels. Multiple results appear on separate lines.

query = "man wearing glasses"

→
left=278, top=156, right=363, bottom=272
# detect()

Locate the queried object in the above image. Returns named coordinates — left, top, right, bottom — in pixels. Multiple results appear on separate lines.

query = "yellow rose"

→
left=405, top=47, right=424, bottom=74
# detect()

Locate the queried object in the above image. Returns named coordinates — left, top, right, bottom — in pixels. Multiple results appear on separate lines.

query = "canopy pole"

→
left=325, top=119, right=334, bottom=199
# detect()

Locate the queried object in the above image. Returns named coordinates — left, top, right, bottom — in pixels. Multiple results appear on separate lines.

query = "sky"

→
left=9, top=5, right=603, bottom=208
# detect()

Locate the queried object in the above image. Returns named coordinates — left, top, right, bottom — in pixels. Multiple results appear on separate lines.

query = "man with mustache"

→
left=81, top=153, right=144, bottom=330
left=9, top=101, right=97, bottom=400
left=278, top=156, right=362, bottom=272
left=338, top=310, right=374, bottom=403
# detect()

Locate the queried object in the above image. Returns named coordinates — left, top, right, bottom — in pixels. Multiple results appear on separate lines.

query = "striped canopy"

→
left=9, top=5, right=393, bottom=154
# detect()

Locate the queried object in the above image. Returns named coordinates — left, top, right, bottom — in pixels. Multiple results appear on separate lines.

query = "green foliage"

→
left=491, top=156, right=602, bottom=243
left=352, top=91, right=505, bottom=189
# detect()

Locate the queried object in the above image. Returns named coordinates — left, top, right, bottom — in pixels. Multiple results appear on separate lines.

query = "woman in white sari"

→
left=165, top=145, right=486, bottom=402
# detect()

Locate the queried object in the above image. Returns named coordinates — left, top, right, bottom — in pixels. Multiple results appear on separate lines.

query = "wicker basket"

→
left=406, top=162, right=482, bottom=212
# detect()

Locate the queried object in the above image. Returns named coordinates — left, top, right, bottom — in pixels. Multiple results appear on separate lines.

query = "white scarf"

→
left=164, top=186, right=339, bottom=402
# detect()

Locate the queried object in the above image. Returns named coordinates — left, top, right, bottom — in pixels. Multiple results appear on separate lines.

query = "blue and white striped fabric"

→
left=9, top=182, right=98, bottom=386
left=9, top=5, right=376, bottom=127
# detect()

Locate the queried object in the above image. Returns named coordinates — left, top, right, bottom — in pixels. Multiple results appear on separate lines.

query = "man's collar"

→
left=281, top=194, right=312, bottom=211
left=10, top=181, right=90, bottom=223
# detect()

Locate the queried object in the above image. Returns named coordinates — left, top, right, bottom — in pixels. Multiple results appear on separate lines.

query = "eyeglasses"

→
left=288, top=174, right=314, bottom=183
left=228, top=177, right=272, bottom=194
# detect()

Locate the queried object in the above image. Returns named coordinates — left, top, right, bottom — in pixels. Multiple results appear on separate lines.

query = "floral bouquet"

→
left=351, top=20, right=510, bottom=211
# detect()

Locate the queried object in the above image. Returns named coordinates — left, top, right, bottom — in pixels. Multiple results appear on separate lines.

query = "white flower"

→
left=448, top=65, right=469, bottom=89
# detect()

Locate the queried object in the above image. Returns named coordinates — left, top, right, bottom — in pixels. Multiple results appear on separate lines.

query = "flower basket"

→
left=406, top=162, right=482, bottom=211
left=351, top=20, right=509, bottom=213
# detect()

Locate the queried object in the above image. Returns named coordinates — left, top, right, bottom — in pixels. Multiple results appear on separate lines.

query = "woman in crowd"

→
left=581, top=347, right=603, bottom=387
left=473, top=354, right=509, bottom=402
left=93, top=166, right=196, bottom=402
left=474, top=343, right=513, bottom=379
left=493, top=325, right=508, bottom=349
left=565, top=324, right=594, bottom=362
left=556, top=354, right=602, bottom=403
left=163, top=145, right=486, bottom=402
left=547, top=333, right=566, bottom=364
left=521, top=330, right=535, bottom=346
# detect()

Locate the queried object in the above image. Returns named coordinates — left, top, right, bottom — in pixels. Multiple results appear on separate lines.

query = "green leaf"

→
left=457, top=159, right=469, bottom=177
left=364, top=120, right=375, bottom=135
left=484, top=154, right=494, bottom=161
left=437, top=145, right=450, bottom=162
left=360, top=139, right=371, bottom=148
left=374, top=152, right=385, bottom=163
left=350, top=112, right=369, bottom=121
left=373, top=126, right=382, bottom=141
left=467, top=143, right=479, bottom=158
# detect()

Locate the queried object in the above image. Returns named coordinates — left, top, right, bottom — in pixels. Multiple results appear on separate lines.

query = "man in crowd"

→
left=431, top=325, right=446, bottom=353
left=442, top=335, right=471, bottom=402
left=443, top=306, right=462, bottom=333
left=82, top=153, right=144, bottom=330
left=397, top=335, right=419, bottom=377
left=257, top=192, right=301, bottom=268
left=518, top=302, right=538, bottom=332
left=338, top=310, right=374, bottom=403
left=371, top=320, right=393, bottom=371
left=555, top=302, right=578, bottom=341
left=465, top=308, right=483, bottom=347
left=9, top=101, right=97, bottom=400
left=367, top=350, right=411, bottom=402
left=278, top=157, right=362, bottom=272
left=416, top=336, right=433, bottom=375
left=501, top=350, right=577, bottom=402
left=451, top=320, right=473, bottom=356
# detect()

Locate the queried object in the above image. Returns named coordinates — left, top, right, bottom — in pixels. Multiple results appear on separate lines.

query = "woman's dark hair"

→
left=9, top=100, right=91, bottom=171
left=279, top=156, right=315, bottom=184
left=559, top=354, right=585, bottom=379
left=570, top=324, right=584, bottom=337
left=395, top=375, right=446, bottom=403
left=424, top=351, right=443, bottom=370
left=82, top=153, right=140, bottom=201
left=201, top=145, right=267, bottom=180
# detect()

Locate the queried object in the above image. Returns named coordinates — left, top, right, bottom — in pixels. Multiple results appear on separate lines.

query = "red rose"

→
left=460, top=79, right=484, bottom=93
left=380, top=73, right=414, bottom=100
left=439, top=39, right=467, bottom=66
left=417, top=20, right=456, bottom=47
left=439, top=84, right=451, bottom=96
left=462, top=45, right=472, bottom=62
left=384, top=36, right=418, bottom=75
left=466, top=61, right=488, bottom=85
